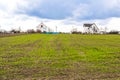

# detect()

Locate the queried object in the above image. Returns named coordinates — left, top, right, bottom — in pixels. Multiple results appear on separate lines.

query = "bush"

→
left=109, top=31, right=119, bottom=34
left=72, top=31, right=82, bottom=34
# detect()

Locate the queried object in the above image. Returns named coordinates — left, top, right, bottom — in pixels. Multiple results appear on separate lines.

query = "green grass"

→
left=0, top=34, right=120, bottom=80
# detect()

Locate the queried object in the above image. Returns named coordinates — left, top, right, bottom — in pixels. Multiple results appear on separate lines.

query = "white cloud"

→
left=0, top=0, right=21, bottom=13
left=71, top=4, right=90, bottom=19
left=104, top=17, right=120, bottom=31
left=0, top=0, right=120, bottom=32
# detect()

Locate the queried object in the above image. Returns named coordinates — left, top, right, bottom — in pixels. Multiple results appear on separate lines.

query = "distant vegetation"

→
left=109, top=31, right=120, bottom=34
left=0, top=34, right=120, bottom=80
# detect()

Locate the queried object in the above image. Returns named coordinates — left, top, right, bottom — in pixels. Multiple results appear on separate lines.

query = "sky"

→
left=0, top=0, right=120, bottom=32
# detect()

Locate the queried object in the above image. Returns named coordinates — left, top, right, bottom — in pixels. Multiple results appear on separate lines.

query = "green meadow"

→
left=0, top=34, right=120, bottom=80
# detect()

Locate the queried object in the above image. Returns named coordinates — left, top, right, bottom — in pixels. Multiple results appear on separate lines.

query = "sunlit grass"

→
left=0, top=34, right=120, bottom=79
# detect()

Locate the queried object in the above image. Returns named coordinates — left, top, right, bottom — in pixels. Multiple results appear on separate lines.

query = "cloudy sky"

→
left=0, top=0, right=120, bottom=32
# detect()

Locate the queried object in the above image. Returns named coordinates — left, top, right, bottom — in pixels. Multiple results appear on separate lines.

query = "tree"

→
left=10, top=29, right=20, bottom=33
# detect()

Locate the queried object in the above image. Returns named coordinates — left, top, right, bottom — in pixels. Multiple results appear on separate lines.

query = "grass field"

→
left=0, top=34, right=120, bottom=80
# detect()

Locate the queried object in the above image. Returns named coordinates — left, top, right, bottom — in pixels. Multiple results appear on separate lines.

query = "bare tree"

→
left=104, top=27, right=108, bottom=33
